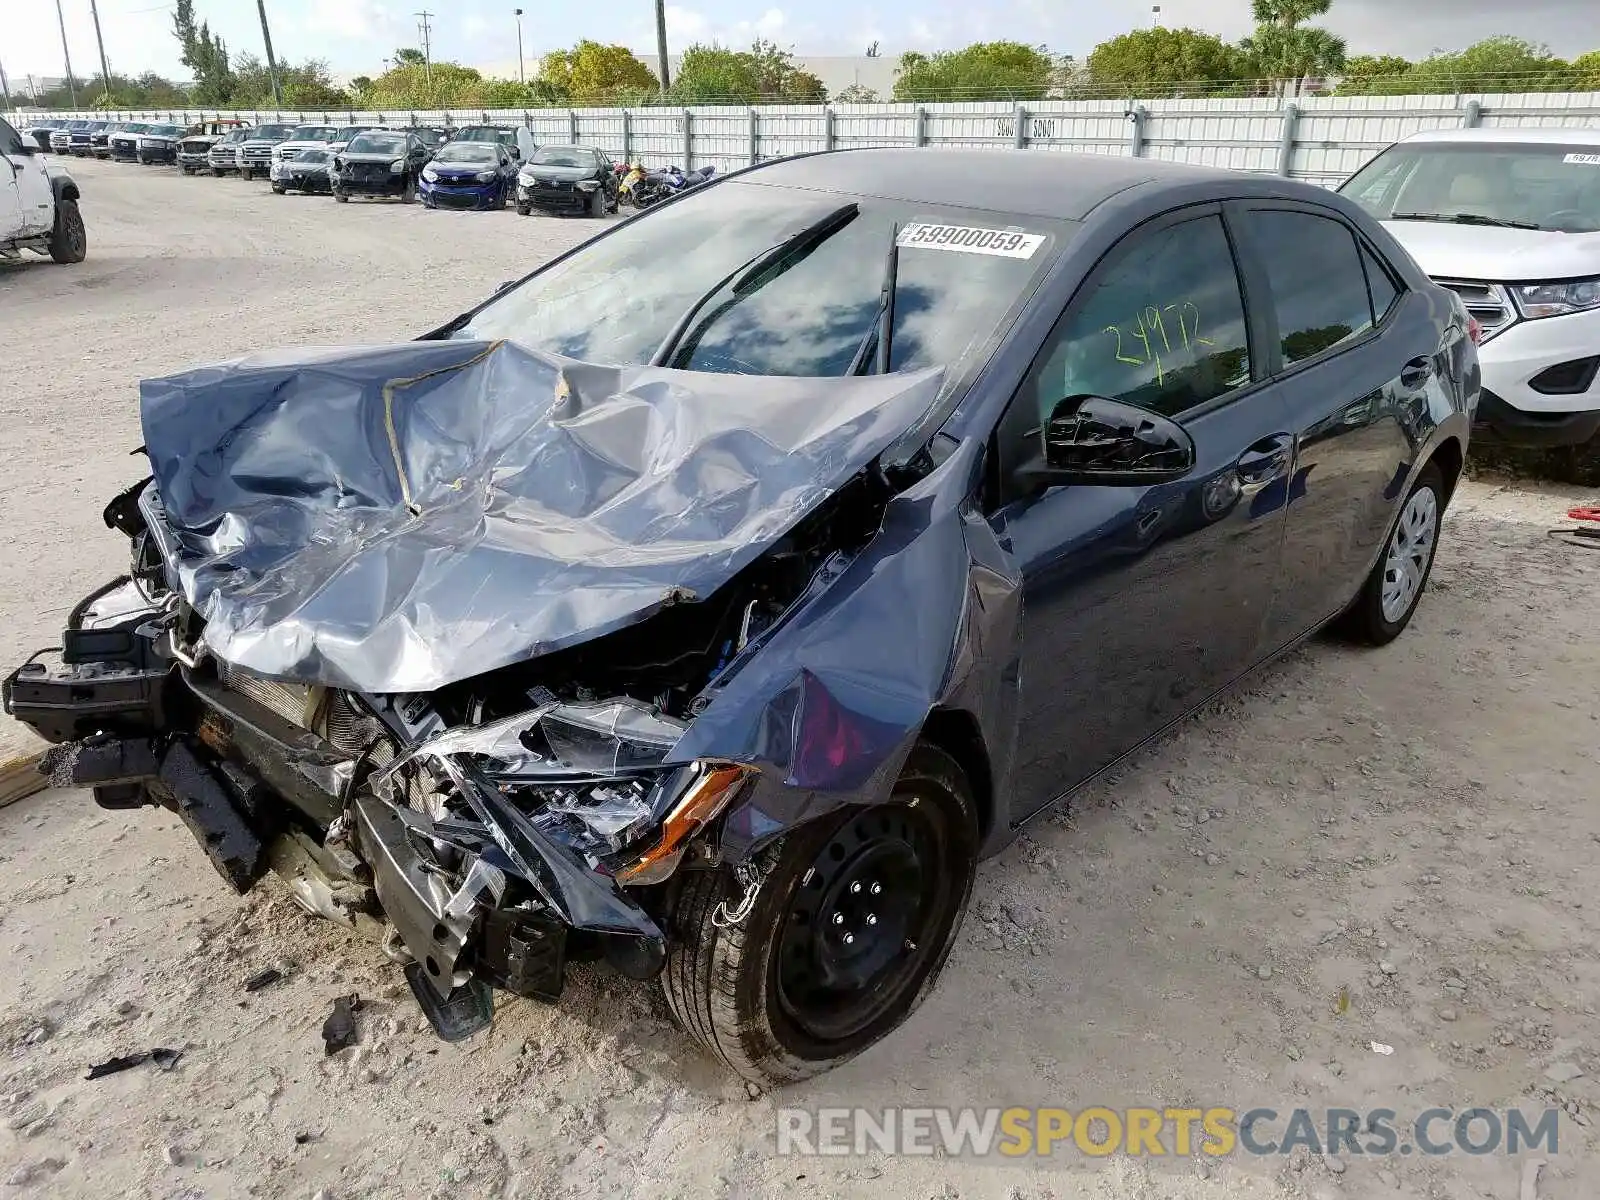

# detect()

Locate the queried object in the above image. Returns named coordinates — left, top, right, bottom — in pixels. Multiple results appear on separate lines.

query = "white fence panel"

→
left=15, top=92, right=1600, bottom=186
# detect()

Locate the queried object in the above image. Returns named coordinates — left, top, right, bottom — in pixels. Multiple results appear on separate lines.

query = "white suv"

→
left=1340, top=128, right=1600, bottom=448
left=0, top=116, right=87, bottom=265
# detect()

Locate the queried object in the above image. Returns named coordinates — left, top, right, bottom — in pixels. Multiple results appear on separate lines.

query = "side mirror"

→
left=1014, top=395, right=1196, bottom=490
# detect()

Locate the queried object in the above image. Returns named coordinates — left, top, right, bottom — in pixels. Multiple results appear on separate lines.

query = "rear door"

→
left=989, top=204, right=1296, bottom=818
left=1228, top=203, right=1433, bottom=650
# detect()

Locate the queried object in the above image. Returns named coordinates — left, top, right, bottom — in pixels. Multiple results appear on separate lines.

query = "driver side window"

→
left=1027, top=214, right=1252, bottom=423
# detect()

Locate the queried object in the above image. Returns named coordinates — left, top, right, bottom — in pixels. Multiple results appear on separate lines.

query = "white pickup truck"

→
left=1, top=116, right=87, bottom=265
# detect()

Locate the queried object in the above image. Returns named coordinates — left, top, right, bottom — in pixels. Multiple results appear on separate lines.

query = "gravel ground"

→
left=3, top=160, right=1600, bottom=1200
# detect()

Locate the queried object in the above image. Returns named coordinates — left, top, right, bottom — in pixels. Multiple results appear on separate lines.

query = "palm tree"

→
left=1245, top=0, right=1345, bottom=96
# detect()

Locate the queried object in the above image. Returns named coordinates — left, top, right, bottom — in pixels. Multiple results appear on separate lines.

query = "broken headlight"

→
left=371, top=698, right=753, bottom=879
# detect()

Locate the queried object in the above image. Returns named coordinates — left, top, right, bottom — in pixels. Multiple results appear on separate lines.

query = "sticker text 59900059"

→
left=896, top=223, right=1046, bottom=258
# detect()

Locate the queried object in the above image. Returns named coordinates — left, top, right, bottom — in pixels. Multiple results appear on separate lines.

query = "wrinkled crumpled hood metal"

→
left=138, top=339, right=944, bottom=694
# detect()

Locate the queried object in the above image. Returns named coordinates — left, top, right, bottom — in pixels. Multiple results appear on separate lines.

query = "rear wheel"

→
left=661, top=742, right=979, bottom=1085
left=1336, top=462, right=1444, bottom=645
left=48, top=199, right=87, bottom=264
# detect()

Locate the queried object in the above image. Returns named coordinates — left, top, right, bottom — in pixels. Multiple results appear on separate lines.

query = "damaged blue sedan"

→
left=3, top=149, right=1478, bottom=1083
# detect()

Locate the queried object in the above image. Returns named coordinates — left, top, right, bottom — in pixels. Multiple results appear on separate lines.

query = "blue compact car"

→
left=418, top=141, right=517, bottom=210
left=4, top=149, right=1480, bottom=1088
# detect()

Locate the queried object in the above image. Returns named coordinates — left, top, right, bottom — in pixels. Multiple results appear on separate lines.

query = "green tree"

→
left=394, top=48, right=428, bottom=66
left=892, top=41, right=1055, bottom=101
left=671, top=40, right=826, bottom=103
left=171, top=0, right=233, bottom=104
left=1575, top=50, right=1600, bottom=89
left=1242, top=0, right=1346, bottom=95
left=1401, top=37, right=1575, bottom=93
left=538, top=40, right=659, bottom=105
left=1336, top=54, right=1413, bottom=95
left=1086, top=28, right=1248, bottom=97
left=833, top=83, right=880, bottom=103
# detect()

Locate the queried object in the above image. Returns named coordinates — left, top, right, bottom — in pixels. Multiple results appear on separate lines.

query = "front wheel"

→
left=661, top=742, right=979, bottom=1085
left=240, top=167, right=253, bottom=182
left=334, top=189, right=349, bottom=203
left=271, top=183, right=286, bottom=195
left=210, top=167, right=223, bottom=177
left=515, top=201, right=531, bottom=216
left=400, top=175, right=416, bottom=204
left=48, top=199, right=87, bottom=264
left=1336, top=462, right=1444, bottom=645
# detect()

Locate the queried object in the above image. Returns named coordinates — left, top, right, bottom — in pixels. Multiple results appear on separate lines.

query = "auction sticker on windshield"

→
left=897, top=222, right=1046, bottom=258
left=1562, top=153, right=1600, bottom=165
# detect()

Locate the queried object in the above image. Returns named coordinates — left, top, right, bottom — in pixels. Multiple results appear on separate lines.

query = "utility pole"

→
left=0, top=60, right=12, bottom=112
left=653, top=0, right=670, bottom=94
left=89, top=0, right=114, bottom=107
left=54, top=0, right=79, bottom=108
left=415, top=11, right=434, bottom=86
left=255, top=0, right=282, bottom=107
left=514, top=8, right=525, bottom=85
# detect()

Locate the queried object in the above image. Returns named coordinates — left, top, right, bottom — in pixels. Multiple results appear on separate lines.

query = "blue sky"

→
left=6, top=0, right=1594, bottom=87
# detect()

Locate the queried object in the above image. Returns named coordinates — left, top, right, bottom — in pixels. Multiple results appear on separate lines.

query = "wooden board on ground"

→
left=1, top=752, right=47, bottom=808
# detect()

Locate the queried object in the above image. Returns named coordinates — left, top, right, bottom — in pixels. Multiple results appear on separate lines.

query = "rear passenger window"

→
left=1027, top=214, right=1252, bottom=421
left=1361, top=243, right=1401, bottom=321
left=1246, top=210, right=1374, bottom=367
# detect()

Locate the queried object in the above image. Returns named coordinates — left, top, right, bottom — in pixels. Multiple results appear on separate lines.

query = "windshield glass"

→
left=349, top=134, right=405, bottom=155
left=255, top=124, right=295, bottom=140
left=148, top=125, right=182, bottom=137
left=529, top=146, right=596, bottom=168
left=1341, top=141, right=1600, bottom=234
left=291, top=125, right=339, bottom=141
left=457, top=126, right=510, bottom=143
left=439, top=143, right=498, bottom=164
left=296, top=149, right=330, bottom=164
left=459, top=180, right=1065, bottom=377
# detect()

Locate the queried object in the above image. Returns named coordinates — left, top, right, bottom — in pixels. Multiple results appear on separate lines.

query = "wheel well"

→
left=1427, top=436, right=1464, bottom=506
left=55, top=179, right=81, bottom=203
left=919, top=708, right=995, bottom=842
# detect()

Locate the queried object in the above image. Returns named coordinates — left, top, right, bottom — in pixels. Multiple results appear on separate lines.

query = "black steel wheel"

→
left=662, top=741, right=979, bottom=1084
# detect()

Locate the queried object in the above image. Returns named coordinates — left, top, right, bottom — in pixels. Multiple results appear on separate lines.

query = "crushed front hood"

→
left=138, top=339, right=943, bottom=693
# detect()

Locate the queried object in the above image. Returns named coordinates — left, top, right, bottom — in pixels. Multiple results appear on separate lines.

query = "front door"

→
left=989, top=206, right=1294, bottom=818
left=0, top=120, right=32, bottom=239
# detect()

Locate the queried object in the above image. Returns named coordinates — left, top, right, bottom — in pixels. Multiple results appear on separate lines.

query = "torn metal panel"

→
left=669, top=439, right=1024, bottom=860
left=137, top=339, right=944, bottom=693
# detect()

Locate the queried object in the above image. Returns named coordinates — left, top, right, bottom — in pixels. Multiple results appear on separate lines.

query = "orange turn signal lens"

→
left=615, top=763, right=754, bottom=885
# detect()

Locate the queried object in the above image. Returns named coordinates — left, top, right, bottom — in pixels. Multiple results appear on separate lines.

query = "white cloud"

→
left=300, top=0, right=402, bottom=42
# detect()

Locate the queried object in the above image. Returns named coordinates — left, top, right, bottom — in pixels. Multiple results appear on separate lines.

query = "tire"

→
left=587, top=187, right=605, bottom=217
left=210, top=167, right=223, bottom=177
left=1336, top=462, right=1444, bottom=645
left=334, top=190, right=349, bottom=203
left=240, top=167, right=253, bottom=182
left=271, top=183, right=286, bottom=195
left=515, top=201, right=531, bottom=217
left=497, top=185, right=509, bottom=210
left=401, top=175, right=416, bottom=204
left=48, top=199, right=87, bottom=264
left=661, top=742, right=980, bottom=1085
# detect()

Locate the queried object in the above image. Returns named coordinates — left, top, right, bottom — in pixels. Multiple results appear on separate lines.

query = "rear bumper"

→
left=3, top=575, right=664, bottom=1034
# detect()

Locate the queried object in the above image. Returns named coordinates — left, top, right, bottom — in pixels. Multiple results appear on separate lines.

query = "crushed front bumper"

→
left=3, top=577, right=672, bottom=1035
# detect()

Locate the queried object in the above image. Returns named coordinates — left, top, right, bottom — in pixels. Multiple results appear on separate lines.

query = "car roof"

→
left=1400, top=126, right=1600, bottom=147
left=740, top=148, right=1245, bottom=221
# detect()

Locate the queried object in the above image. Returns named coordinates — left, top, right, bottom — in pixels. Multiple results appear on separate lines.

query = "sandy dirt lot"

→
left=2, top=159, right=1599, bottom=1200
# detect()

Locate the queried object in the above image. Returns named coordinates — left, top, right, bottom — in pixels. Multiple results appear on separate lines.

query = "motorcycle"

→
left=625, top=164, right=718, bottom=210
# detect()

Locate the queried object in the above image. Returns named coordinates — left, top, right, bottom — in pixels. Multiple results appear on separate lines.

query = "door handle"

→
left=1236, top=433, right=1293, bottom=492
left=1400, top=356, right=1434, bottom=389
